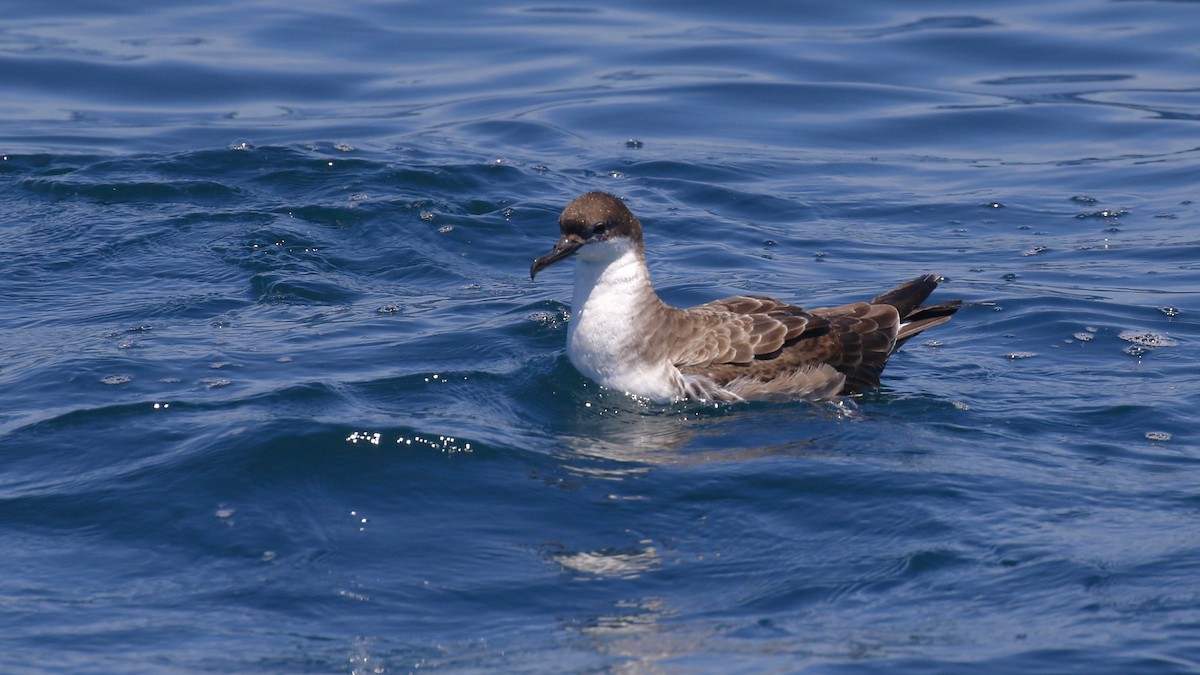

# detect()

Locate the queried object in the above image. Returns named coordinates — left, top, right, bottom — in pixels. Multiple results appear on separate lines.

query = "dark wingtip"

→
left=871, top=274, right=945, bottom=317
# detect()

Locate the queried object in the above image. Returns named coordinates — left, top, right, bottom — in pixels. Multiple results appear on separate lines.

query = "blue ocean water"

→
left=3, top=0, right=1199, bottom=671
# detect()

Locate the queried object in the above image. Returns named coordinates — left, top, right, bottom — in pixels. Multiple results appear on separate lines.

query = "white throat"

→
left=565, top=240, right=680, bottom=401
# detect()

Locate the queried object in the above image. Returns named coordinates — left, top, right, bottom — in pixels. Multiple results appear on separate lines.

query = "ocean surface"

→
left=3, top=0, right=1199, bottom=672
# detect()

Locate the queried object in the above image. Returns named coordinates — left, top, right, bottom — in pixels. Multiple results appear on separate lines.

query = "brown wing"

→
left=675, top=275, right=958, bottom=399
left=667, top=295, right=830, bottom=368
left=688, top=301, right=901, bottom=395
left=804, top=302, right=901, bottom=391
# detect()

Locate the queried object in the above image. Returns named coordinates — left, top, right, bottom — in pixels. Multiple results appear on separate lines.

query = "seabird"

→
left=531, top=191, right=961, bottom=403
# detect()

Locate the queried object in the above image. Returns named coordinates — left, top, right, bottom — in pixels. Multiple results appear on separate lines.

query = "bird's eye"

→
left=592, top=222, right=607, bottom=235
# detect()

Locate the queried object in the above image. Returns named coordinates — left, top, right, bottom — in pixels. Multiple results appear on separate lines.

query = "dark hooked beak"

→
left=530, top=235, right=584, bottom=280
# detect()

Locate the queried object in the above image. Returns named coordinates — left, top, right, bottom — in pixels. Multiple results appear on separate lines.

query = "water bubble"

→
left=983, top=201, right=1004, bottom=209
left=1124, top=345, right=1149, bottom=357
left=101, top=375, right=131, bottom=385
left=1005, top=352, right=1038, bottom=359
left=419, top=211, right=435, bottom=222
left=437, top=225, right=454, bottom=233
left=1145, top=431, right=1172, bottom=442
left=1118, top=330, right=1179, bottom=348
left=377, top=305, right=400, bottom=314
left=334, top=143, right=354, bottom=152
left=1073, top=332, right=1094, bottom=342
left=1070, top=195, right=1098, bottom=204
left=202, top=378, right=232, bottom=388
left=1021, top=245, right=1047, bottom=257
left=1076, top=208, right=1126, bottom=219
left=345, top=431, right=381, bottom=445
left=528, top=310, right=562, bottom=327
left=625, top=139, right=644, bottom=149
left=395, top=433, right=472, bottom=453
left=1158, top=306, right=1180, bottom=318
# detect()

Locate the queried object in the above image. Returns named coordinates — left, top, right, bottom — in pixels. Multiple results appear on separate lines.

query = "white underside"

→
left=566, top=242, right=689, bottom=403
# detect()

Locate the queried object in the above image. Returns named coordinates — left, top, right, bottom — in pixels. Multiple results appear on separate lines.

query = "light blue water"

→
left=3, top=0, right=1199, bottom=672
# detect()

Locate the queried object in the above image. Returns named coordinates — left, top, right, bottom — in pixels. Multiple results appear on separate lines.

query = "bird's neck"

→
left=565, top=242, right=677, bottom=397
left=569, top=242, right=662, bottom=329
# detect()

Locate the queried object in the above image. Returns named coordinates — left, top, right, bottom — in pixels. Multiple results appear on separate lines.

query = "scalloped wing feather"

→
left=668, top=296, right=826, bottom=367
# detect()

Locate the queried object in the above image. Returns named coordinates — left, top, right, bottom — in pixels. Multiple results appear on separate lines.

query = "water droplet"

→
left=1076, top=208, right=1126, bottom=219
left=1118, top=330, right=1179, bottom=347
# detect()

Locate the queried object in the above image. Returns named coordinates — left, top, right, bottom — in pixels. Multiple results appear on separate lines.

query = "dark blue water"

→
left=3, top=0, right=1199, bottom=671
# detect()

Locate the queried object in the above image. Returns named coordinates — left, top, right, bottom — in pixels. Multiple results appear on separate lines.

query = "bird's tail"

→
left=872, top=274, right=962, bottom=348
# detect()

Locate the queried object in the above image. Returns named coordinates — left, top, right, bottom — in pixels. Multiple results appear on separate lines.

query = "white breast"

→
left=565, top=243, right=685, bottom=402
